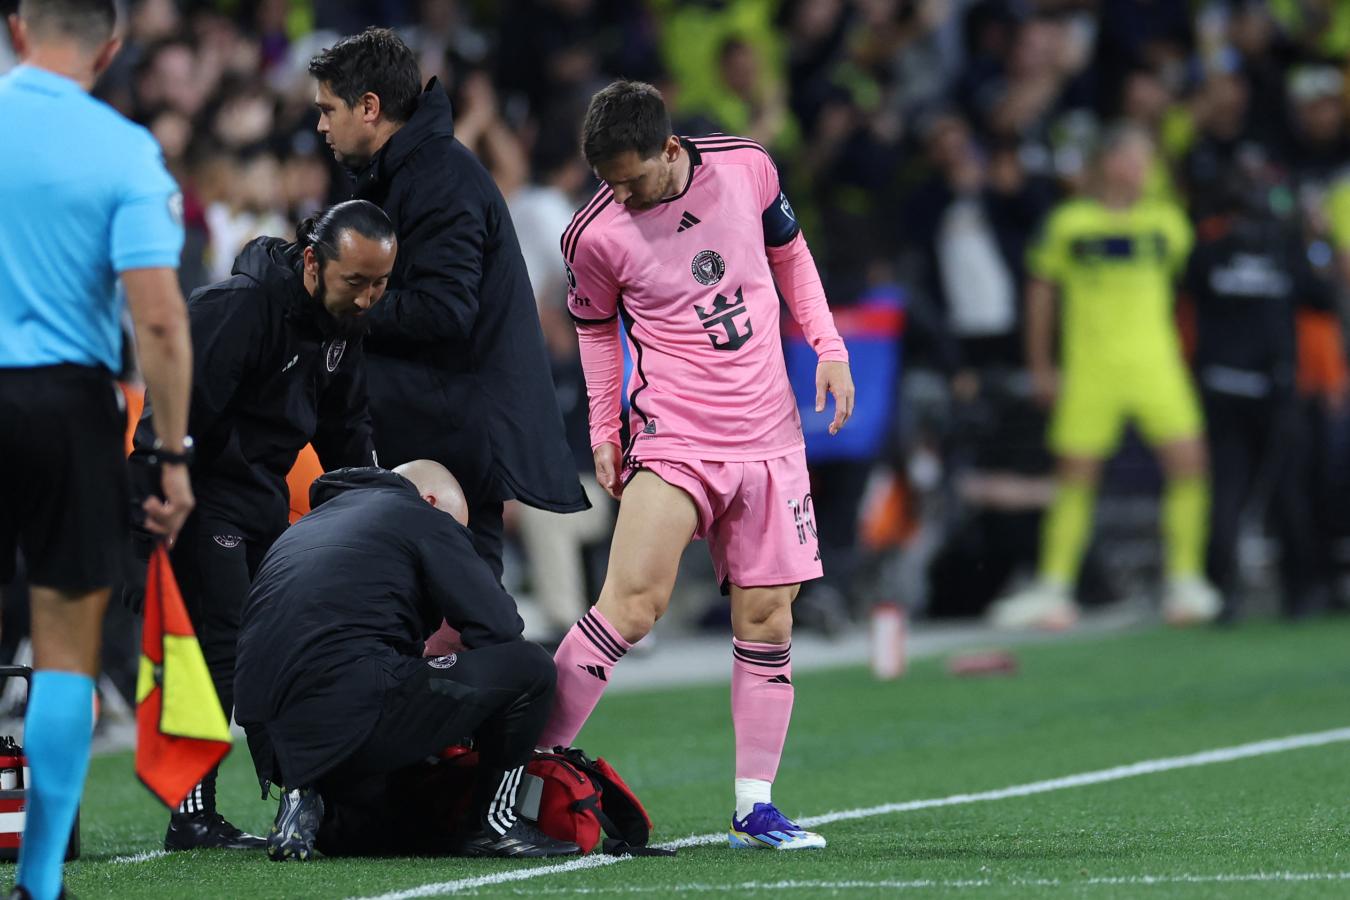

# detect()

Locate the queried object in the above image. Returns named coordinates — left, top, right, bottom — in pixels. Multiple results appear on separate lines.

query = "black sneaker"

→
left=456, top=819, right=581, bottom=858
left=164, top=811, right=266, bottom=851
left=267, top=788, right=324, bottom=862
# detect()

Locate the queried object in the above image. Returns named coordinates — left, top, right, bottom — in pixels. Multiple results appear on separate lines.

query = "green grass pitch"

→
left=42, top=618, right=1350, bottom=898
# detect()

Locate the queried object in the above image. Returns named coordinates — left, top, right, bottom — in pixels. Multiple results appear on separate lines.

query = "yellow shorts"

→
left=1050, top=362, right=1203, bottom=457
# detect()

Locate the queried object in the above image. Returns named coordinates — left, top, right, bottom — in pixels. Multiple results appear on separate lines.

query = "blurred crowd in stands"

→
left=5, top=0, right=1350, bottom=661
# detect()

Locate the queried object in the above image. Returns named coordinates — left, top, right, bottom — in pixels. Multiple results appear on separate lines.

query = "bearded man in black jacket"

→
left=130, top=200, right=396, bottom=851
left=235, top=462, right=578, bottom=861
left=308, top=28, right=589, bottom=581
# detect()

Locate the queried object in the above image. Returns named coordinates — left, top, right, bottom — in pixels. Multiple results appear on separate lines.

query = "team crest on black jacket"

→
left=326, top=339, right=347, bottom=373
left=127, top=236, right=376, bottom=542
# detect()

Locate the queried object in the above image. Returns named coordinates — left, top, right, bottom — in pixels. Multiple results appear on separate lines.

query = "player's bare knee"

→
left=1160, top=438, right=1208, bottom=479
left=731, top=589, right=795, bottom=641
left=598, top=588, right=665, bottom=642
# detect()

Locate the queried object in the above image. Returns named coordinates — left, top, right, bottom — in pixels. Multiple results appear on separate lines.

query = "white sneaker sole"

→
left=728, top=828, right=827, bottom=850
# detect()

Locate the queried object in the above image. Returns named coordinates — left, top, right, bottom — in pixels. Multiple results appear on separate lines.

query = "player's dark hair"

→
left=581, top=80, right=672, bottom=168
left=18, top=0, right=116, bottom=48
left=297, top=200, right=397, bottom=266
left=308, top=27, right=422, bottom=124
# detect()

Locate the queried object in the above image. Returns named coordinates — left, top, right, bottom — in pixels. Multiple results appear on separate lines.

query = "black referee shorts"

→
left=0, top=364, right=129, bottom=593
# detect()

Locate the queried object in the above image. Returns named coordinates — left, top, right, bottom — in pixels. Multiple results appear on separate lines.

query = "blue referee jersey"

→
left=0, top=65, right=183, bottom=372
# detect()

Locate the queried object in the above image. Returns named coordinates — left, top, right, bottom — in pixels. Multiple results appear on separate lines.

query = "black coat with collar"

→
left=131, top=237, right=376, bottom=541
left=351, top=79, right=587, bottom=513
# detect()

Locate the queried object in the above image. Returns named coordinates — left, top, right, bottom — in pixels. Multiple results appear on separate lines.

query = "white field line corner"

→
left=348, top=725, right=1350, bottom=900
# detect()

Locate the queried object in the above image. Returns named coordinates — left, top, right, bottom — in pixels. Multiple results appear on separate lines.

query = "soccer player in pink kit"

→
left=539, top=81, right=854, bottom=850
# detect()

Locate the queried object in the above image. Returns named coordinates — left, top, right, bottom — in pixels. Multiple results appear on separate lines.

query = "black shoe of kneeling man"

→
left=456, top=819, right=581, bottom=858
left=164, top=811, right=267, bottom=851
left=267, top=787, right=325, bottom=862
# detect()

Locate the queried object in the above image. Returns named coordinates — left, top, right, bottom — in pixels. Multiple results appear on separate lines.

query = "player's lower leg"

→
left=17, top=587, right=108, bottom=900
left=727, top=586, right=824, bottom=850
left=991, top=461, right=1100, bottom=630
left=1161, top=473, right=1220, bottom=624
left=16, top=672, right=93, bottom=900
left=537, top=605, right=632, bottom=749
left=539, top=471, right=694, bottom=750
left=1157, top=438, right=1220, bottom=625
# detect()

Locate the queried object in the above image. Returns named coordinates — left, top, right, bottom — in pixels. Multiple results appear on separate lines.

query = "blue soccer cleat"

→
left=728, top=802, right=826, bottom=850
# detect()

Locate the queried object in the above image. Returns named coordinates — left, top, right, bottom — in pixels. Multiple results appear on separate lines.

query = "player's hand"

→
left=593, top=443, right=623, bottom=500
left=816, top=360, right=855, bottom=435
left=143, top=464, right=195, bottom=547
left=1030, top=366, right=1059, bottom=410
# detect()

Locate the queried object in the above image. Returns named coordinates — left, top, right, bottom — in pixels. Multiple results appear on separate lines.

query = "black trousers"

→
left=171, top=514, right=272, bottom=723
left=314, top=641, right=555, bottom=852
left=468, top=498, right=505, bottom=584
left=1204, top=391, right=1318, bottom=614
left=169, top=512, right=274, bottom=813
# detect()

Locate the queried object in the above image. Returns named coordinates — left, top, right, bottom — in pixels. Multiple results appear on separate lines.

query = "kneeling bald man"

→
left=234, top=461, right=578, bottom=860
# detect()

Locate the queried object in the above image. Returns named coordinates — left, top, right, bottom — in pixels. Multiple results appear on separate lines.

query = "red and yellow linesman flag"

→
left=135, top=544, right=232, bottom=807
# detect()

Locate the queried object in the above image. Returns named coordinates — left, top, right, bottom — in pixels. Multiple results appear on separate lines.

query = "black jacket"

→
left=352, top=79, right=587, bottom=513
left=131, top=237, right=375, bottom=540
left=1186, top=215, right=1334, bottom=398
left=233, top=467, right=525, bottom=788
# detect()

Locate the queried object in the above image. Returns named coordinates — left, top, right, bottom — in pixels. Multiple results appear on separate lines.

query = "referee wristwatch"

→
left=151, top=436, right=194, bottom=467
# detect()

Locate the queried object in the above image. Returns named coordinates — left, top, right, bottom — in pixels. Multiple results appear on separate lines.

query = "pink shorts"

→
left=625, top=449, right=823, bottom=592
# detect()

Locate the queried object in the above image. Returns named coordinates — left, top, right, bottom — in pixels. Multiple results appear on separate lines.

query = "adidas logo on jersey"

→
left=677, top=211, right=701, bottom=233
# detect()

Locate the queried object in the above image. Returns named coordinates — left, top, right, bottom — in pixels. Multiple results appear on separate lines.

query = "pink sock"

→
left=731, top=639, right=794, bottom=782
left=537, top=607, right=631, bottom=749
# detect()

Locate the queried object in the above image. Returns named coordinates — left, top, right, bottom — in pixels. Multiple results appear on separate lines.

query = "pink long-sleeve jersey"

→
left=563, top=135, right=847, bottom=463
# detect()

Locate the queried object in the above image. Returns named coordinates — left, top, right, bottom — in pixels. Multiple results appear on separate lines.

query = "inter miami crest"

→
left=325, top=339, right=347, bottom=373
left=691, top=249, right=725, bottom=286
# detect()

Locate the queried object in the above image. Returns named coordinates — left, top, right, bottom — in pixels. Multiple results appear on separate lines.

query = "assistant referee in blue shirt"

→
left=0, top=2, right=194, bottom=898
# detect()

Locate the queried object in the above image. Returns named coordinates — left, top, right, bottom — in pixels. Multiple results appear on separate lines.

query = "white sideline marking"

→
left=350, top=726, right=1350, bottom=900
left=479, top=872, right=1350, bottom=893
left=111, top=849, right=169, bottom=864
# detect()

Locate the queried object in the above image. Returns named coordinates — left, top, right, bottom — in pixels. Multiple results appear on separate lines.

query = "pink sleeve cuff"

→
left=768, top=233, right=848, bottom=362
left=575, top=318, right=625, bottom=451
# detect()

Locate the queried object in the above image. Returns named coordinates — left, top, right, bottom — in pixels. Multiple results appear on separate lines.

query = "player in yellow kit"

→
left=990, top=124, right=1220, bottom=629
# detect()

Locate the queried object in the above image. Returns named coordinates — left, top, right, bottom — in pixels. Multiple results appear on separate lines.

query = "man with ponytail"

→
left=128, top=199, right=397, bottom=851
